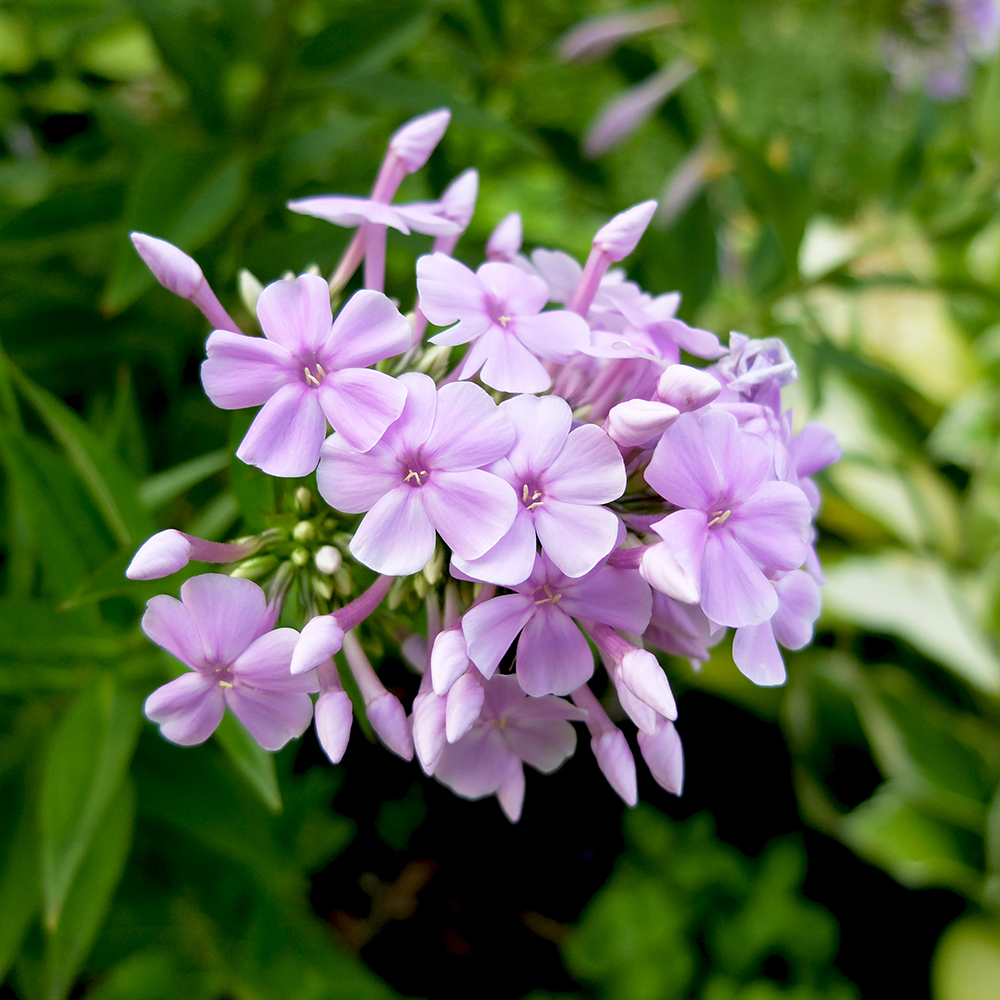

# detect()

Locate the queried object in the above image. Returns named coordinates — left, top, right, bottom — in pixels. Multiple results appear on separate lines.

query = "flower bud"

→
left=315, top=688, right=353, bottom=764
left=445, top=670, right=484, bottom=743
left=619, top=648, right=677, bottom=721
left=388, top=108, right=452, bottom=173
left=439, top=168, right=479, bottom=231
left=293, top=520, right=316, bottom=543
left=291, top=615, right=345, bottom=675
left=592, top=200, right=658, bottom=261
left=637, top=716, right=684, bottom=795
left=486, top=212, right=522, bottom=262
left=238, top=268, right=263, bottom=315
left=294, top=486, right=313, bottom=515
left=430, top=626, right=471, bottom=695
left=130, top=233, right=203, bottom=299
left=655, top=364, right=721, bottom=412
left=314, top=545, right=342, bottom=576
left=606, top=398, right=679, bottom=448
left=291, top=547, right=310, bottom=567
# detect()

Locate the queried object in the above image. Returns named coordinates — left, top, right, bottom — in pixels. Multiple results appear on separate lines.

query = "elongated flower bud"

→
left=343, top=630, right=413, bottom=760
left=315, top=661, right=353, bottom=764
left=486, top=212, right=523, bottom=261
left=572, top=683, right=637, bottom=806
left=126, top=529, right=263, bottom=580
left=637, top=715, right=684, bottom=794
left=388, top=107, right=452, bottom=173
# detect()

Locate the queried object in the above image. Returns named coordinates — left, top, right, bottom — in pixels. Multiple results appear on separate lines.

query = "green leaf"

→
left=40, top=676, right=142, bottom=930
left=8, top=362, right=154, bottom=548
left=214, top=712, right=283, bottom=815
left=43, top=781, right=135, bottom=1000
left=101, top=149, right=248, bottom=316
left=0, top=599, right=126, bottom=660
left=0, top=771, right=40, bottom=983
left=138, top=448, right=230, bottom=510
left=229, top=409, right=274, bottom=532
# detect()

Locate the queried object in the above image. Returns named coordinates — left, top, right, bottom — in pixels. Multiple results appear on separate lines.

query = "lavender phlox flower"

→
left=318, top=372, right=517, bottom=576
left=571, top=683, right=638, bottom=806
left=131, top=233, right=241, bottom=334
left=462, top=552, right=651, bottom=697
left=416, top=254, right=590, bottom=393
left=581, top=620, right=677, bottom=723
left=452, top=394, right=626, bottom=585
left=314, top=659, right=353, bottom=764
left=641, top=408, right=812, bottom=628
left=568, top=201, right=657, bottom=316
left=637, top=714, right=684, bottom=794
left=341, top=629, right=413, bottom=760
left=433, top=674, right=586, bottom=822
left=644, top=590, right=720, bottom=668
left=709, top=332, right=797, bottom=413
left=126, top=528, right=272, bottom=581
left=558, top=4, right=680, bottom=62
left=202, top=274, right=410, bottom=477
left=142, top=574, right=318, bottom=750
left=290, top=574, right=394, bottom=675
left=486, top=212, right=523, bottom=261
left=731, top=570, right=821, bottom=687
left=583, top=57, right=697, bottom=159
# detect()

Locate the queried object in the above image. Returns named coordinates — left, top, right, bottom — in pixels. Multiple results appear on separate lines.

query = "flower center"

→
left=533, top=583, right=562, bottom=605
left=707, top=509, right=732, bottom=528
left=303, top=362, right=327, bottom=387
left=214, top=665, right=236, bottom=689
left=521, top=483, right=544, bottom=510
left=403, top=468, right=429, bottom=487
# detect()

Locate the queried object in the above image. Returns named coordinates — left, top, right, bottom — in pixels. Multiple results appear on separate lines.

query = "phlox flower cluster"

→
left=126, top=109, right=839, bottom=822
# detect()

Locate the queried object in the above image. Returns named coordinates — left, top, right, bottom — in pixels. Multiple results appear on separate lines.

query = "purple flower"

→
left=558, top=5, right=680, bottom=63
left=433, top=674, right=586, bottom=822
left=641, top=408, right=811, bottom=628
left=201, top=274, right=410, bottom=477
left=317, top=372, right=517, bottom=576
left=709, top=332, right=797, bottom=413
left=142, top=574, right=318, bottom=750
left=462, top=553, right=651, bottom=697
left=416, top=254, right=590, bottom=393
left=126, top=529, right=268, bottom=580
left=453, top=394, right=626, bottom=585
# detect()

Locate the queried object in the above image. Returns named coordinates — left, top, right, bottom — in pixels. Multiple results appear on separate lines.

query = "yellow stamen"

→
left=523, top=484, right=530, bottom=503
left=218, top=680, right=234, bottom=689
left=534, top=584, right=563, bottom=605
left=304, top=367, right=321, bottom=387
left=707, top=509, right=732, bottom=527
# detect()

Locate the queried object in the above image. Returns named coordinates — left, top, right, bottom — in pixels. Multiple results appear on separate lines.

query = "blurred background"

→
left=3, top=0, right=1000, bottom=997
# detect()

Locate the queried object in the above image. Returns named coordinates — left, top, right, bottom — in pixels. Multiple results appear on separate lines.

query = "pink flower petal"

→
left=426, top=381, right=515, bottom=469
left=640, top=509, right=709, bottom=605
left=324, top=288, right=412, bottom=369
left=729, top=481, right=810, bottom=572
left=592, top=729, right=638, bottom=806
left=645, top=411, right=722, bottom=509
left=503, top=716, right=578, bottom=773
left=512, top=309, right=591, bottom=363
left=416, top=253, right=486, bottom=325
left=286, top=196, right=411, bottom=232
left=772, top=570, right=821, bottom=650
left=534, top=501, right=621, bottom=579
left=699, top=530, right=778, bottom=628
left=463, top=594, right=535, bottom=677
left=180, top=574, right=266, bottom=666
left=256, top=273, right=333, bottom=355
left=350, top=486, right=437, bottom=576
left=141, top=595, right=205, bottom=670
left=515, top=606, right=594, bottom=697
left=317, top=436, right=400, bottom=513
left=233, top=628, right=319, bottom=691
left=544, top=424, right=626, bottom=504
left=145, top=672, right=225, bottom=746
left=423, top=470, right=517, bottom=561
left=201, top=331, right=294, bottom=409
left=315, top=688, right=353, bottom=764
left=236, top=382, right=327, bottom=477
left=502, top=394, right=572, bottom=472
left=560, top=565, right=653, bottom=634
left=619, top=648, right=676, bottom=720
left=637, top=716, right=684, bottom=794
left=318, top=368, right=406, bottom=452
left=496, top=761, right=526, bottom=822
left=451, top=508, right=537, bottom=587
left=435, top=727, right=517, bottom=798
left=732, top=621, right=786, bottom=686
left=225, top=686, right=315, bottom=751
left=476, top=261, right=549, bottom=316
left=446, top=670, right=485, bottom=743
left=477, top=327, right=552, bottom=393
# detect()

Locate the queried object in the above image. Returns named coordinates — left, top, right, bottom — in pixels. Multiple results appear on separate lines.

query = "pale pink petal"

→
left=503, top=717, right=578, bottom=773
left=317, top=436, right=400, bottom=513
left=423, top=470, right=517, bottom=560
left=225, top=686, right=314, bottom=751
left=367, top=691, right=414, bottom=760
left=530, top=249, right=581, bottom=303
left=430, top=627, right=472, bottom=695
left=324, top=289, right=412, bottom=368
left=233, top=629, right=319, bottom=691
left=560, top=566, right=653, bottom=634
left=425, top=380, right=515, bottom=469
left=145, top=672, right=225, bottom=746
left=615, top=670, right=657, bottom=735
left=496, top=762, right=526, bottom=822
left=645, top=411, right=722, bottom=509
left=619, top=649, right=676, bottom=720
left=729, top=482, right=811, bottom=572
left=291, top=616, right=345, bottom=675
left=412, top=689, right=447, bottom=775
left=286, top=196, right=411, bottom=232
left=486, top=213, right=522, bottom=261
left=512, top=695, right=588, bottom=723
left=732, top=622, right=785, bottom=686
left=592, top=729, right=638, bottom=806
left=701, top=408, right=772, bottom=502
left=516, top=607, right=593, bottom=697
left=180, top=574, right=265, bottom=666
left=201, top=331, right=294, bottom=409
left=394, top=203, right=462, bottom=237
left=656, top=364, right=721, bottom=411
left=476, top=261, right=549, bottom=315
left=791, top=421, right=841, bottom=478
left=435, top=727, right=517, bottom=798
left=451, top=509, right=537, bottom=587
left=772, top=570, right=821, bottom=650
left=389, top=108, right=451, bottom=172
left=637, top=716, right=684, bottom=794
left=236, top=382, right=327, bottom=478
left=446, top=670, right=485, bottom=743
left=478, top=328, right=552, bottom=393
left=531, top=502, right=618, bottom=580
left=513, top=310, right=591, bottom=364
left=381, top=372, right=438, bottom=454
left=463, top=594, right=536, bottom=677
left=315, top=689, right=353, bottom=763
left=699, top=531, right=778, bottom=628
left=640, top=509, right=709, bottom=604
left=350, top=487, right=437, bottom=576
left=318, top=368, right=406, bottom=452
left=256, top=273, right=333, bottom=355
left=129, top=531, right=192, bottom=582
left=428, top=314, right=493, bottom=346
left=544, top=424, right=626, bottom=504
left=416, top=253, right=486, bottom=324
left=502, top=394, right=572, bottom=472
left=142, top=594, right=205, bottom=670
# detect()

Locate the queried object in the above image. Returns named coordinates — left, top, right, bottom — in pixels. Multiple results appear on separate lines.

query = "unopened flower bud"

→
left=333, top=567, right=352, bottom=596
left=238, top=268, right=263, bottom=315
left=293, top=520, right=316, bottom=543
left=637, top=716, right=684, bottom=795
left=294, top=487, right=313, bottom=515
left=314, top=545, right=342, bottom=575
left=592, top=200, right=658, bottom=261
left=312, top=573, right=333, bottom=601
left=445, top=669, right=484, bottom=743
left=606, top=398, right=679, bottom=448
left=229, top=554, right=279, bottom=580
left=291, top=547, right=311, bottom=567
left=486, top=212, right=522, bottom=261
left=389, top=108, right=451, bottom=173
left=655, top=364, right=721, bottom=412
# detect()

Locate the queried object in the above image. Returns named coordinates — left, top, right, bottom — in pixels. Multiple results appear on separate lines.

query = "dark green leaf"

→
left=214, top=712, right=283, bottom=815
left=138, top=448, right=229, bottom=510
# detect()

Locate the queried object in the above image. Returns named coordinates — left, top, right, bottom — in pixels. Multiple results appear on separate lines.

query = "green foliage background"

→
left=3, top=0, right=1000, bottom=997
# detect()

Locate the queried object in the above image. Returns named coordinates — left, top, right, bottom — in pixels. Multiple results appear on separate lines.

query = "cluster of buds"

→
left=127, top=109, right=839, bottom=821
